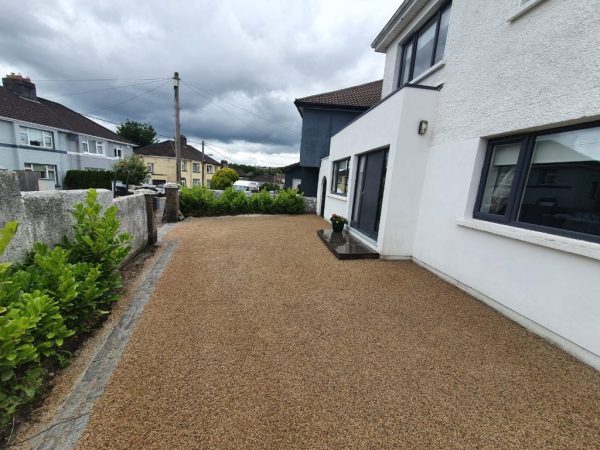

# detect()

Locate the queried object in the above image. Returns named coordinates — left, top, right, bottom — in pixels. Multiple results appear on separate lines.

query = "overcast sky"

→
left=0, top=0, right=399, bottom=166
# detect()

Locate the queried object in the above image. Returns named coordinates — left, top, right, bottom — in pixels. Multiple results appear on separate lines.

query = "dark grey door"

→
left=320, top=177, right=327, bottom=217
left=351, top=148, right=388, bottom=239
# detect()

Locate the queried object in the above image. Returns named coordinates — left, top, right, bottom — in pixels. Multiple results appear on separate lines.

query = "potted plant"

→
left=330, top=214, right=348, bottom=233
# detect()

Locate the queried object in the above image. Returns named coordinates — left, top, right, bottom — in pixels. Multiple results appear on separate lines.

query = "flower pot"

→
left=332, top=222, right=345, bottom=233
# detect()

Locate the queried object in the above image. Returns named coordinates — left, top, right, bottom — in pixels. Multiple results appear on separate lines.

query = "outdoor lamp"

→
left=418, top=120, right=429, bottom=135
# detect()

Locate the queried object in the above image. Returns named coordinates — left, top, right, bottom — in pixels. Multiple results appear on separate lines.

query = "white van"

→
left=232, top=180, right=260, bottom=193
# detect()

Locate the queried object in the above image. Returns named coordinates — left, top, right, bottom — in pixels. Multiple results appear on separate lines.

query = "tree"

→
left=113, top=155, right=150, bottom=185
left=210, top=167, right=239, bottom=190
left=117, top=120, right=157, bottom=148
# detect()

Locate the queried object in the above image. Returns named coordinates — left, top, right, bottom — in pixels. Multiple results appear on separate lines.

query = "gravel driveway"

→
left=76, top=215, right=600, bottom=449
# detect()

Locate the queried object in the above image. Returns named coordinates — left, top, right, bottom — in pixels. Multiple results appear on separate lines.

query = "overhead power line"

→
left=181, top=80, right=300, bottom=137
left=33, top=77, right=169, bottom=82
left=46, top=79, right=171, bottom=98
left=84, top=79, right=170, bottom=115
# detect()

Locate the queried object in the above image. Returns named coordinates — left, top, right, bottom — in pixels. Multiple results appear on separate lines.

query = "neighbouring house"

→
left=317, top=0, right=600, bottom=369
left=0, top=73, right=134, bottom=188
left=134, top=136, right=221, bottom=187
left=285, top=80, right=382, bottom=197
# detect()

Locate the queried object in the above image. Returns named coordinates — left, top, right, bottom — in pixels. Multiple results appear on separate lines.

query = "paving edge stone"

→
left=21, top=240, right=178, bottom=450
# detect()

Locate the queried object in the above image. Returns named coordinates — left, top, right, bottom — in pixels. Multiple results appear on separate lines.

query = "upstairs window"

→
left=206, top=164, right=213, bottom=174
left=398, top=2, right=452, bottom=87
left=95, top=140, right=104, bottom=155
left=331, top=158, right=350, bottom=196
left=181, top=161, right=187, bottom=171
left=19, top=126, right=54, bottom=148
left=114, top=146, right=123, bottom=159
left=474, top=122, right=600, bottom=242
left=147, top=162, right=154, bottom=173
left=193, top=162, right=201, bottom=173
left=81, top=139, right=89, bottom=153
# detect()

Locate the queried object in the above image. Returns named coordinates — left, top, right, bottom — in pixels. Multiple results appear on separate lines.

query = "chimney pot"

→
left=2, top=73, right=37, bottom=101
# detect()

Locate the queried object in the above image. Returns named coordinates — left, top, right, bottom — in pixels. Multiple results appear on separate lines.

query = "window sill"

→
left=410, top=60, right=445, bottom=85
left=327, top=193, right=348, bottom=201
left=457, top=218, right=600, bottom=262
left=508, top=0, right=548, bottom=22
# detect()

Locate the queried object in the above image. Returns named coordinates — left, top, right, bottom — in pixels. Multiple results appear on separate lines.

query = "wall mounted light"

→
left=418, top=120, right=429, bottom=135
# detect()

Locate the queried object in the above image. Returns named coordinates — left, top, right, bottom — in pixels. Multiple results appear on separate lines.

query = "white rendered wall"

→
left=405, top=0, right=600, bottom=362
left=323, top=86, right=439, bottom=254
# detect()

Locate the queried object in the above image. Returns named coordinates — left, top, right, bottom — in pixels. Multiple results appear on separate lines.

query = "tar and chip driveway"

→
left=76, top=215, right=599, bottom=449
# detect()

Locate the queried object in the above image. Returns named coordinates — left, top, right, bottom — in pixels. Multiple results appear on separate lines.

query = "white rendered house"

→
left=317, top=0, right=600, bottom=368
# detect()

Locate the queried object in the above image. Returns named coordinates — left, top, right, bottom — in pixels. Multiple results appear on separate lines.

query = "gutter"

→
left=371, top=0, right=417, bottom=51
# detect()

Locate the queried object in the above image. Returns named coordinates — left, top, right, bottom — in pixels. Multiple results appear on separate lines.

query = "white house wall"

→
left=320, top=86, right=439, bottom=255
left=320, top=0, right=600, bottom=366
left=409, top=0, right=600, bottom=363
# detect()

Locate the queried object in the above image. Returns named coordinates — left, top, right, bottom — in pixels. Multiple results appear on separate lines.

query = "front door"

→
left=351, top=148, right=388, bottom=239
left=320, top=177, right=327, bottom=217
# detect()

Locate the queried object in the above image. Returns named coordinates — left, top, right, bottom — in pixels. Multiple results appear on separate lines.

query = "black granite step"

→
left=317, top=229, right=380, bottom=260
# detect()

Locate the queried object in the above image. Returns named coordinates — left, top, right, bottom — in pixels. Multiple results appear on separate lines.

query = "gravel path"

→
left=77, top=215, right=600, bottom=449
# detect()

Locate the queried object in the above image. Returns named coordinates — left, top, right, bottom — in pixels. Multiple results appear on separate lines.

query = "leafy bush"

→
left=180, top=187, right=304, bottom=216
left=273, top=188, right=304, bottom=214
left=210, top=167, right=239, bottom=190
left=0, top=190, right=133, bottom=429
left=260, top=182, right=279, bottom=192
left=64, top=170, right=114, bottom=190
left=113, top=155, right=150, bottom=186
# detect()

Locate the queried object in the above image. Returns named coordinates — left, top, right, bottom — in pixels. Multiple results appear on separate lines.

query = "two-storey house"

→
left=317, top=0, right=600, bottom=368
left=134, top=136, right=221, bottom=187
left=0, top=74, right=134, bottom=187
left=284, top=80, right=382, bottom=199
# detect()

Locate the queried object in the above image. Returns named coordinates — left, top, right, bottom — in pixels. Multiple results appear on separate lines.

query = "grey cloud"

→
left=0, top=0, right=399, bottom=165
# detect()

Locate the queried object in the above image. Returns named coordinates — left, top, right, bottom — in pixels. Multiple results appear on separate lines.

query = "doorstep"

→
left=317, top=229, right=380, bottom=260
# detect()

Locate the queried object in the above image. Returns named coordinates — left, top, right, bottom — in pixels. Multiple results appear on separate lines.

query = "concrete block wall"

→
left=0, top=169, right=153, bottom=263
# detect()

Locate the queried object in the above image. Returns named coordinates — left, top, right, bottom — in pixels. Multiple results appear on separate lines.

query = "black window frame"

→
left=473, top=120, right=600, bottom=244
left=331, top=157, right=350, bottom=196
left=397, top=1, right=452, bottom=89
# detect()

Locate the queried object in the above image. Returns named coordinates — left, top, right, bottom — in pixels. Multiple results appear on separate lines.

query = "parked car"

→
left=232, top=180, right=260, bottom=193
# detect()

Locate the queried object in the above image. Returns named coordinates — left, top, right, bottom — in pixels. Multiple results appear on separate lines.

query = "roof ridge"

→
left=295, top=79, right=383, bottom=102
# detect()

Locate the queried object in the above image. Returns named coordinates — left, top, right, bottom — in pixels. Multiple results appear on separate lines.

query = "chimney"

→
left=2, top=73, right=37, bottom=101
left=221, top=160, right=228, bottom=167
left=180, top=134, right=187, bottom=146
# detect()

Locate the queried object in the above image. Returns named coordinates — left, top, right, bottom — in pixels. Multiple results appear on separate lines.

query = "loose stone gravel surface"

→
left=76, top=215, right=600, bottom=449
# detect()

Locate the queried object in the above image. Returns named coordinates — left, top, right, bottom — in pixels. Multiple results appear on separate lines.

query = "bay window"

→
left=397, top=2, right=451, bottom=87
left=474, top=122, right=600, bottom=242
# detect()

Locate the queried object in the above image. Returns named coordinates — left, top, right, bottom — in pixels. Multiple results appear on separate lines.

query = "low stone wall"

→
left=0, top=169, right=154, bottom=263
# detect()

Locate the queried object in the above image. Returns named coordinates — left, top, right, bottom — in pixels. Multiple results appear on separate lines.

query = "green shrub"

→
left=0, top=190, right=133, bottom=428
left=180, top=187, right=304, bottom=216
left=210, top=167, right=239, bottom=190
left=63, top=170, right=114, bottom=190
left=63, top=189, right=132, bottom=296
left=218, top=188, right=248, bottom=215
left=273, top=189, right=305, bottom=214
left=180, top=186, right=217, bottom=216
left=248, top=189, right=275, bottom=214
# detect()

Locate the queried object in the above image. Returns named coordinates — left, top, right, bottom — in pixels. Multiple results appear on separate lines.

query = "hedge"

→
left=63, top=170, right=114, bottom=190
left=180, top=187, right=305, bottom=216
left=0, top=190, right=132, bottom=434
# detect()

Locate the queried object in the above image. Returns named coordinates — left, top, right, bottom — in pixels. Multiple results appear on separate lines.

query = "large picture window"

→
left=397, top=2, right=451, bottom=87
left=474, top=122, right=600, bottom=242
left=331, top=158, right=350, bottom=196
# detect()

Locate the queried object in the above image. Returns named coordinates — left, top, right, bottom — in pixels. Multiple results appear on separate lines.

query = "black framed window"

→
left=331, top=158, right=350, bottom=196
left=474, top=122, right=600, bottom=242
left=397, top=2, right=452, bottom=88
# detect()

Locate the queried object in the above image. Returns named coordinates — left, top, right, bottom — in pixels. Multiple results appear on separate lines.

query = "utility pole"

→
left=173, top=72, right=181, bottom=184
left=201, top=140, right=205, bottom=187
